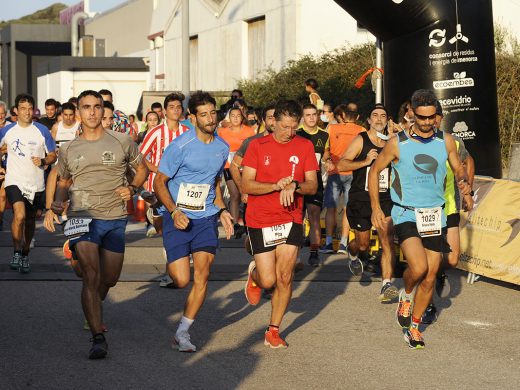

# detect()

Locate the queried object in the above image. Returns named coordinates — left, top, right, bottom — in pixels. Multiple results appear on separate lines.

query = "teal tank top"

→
left=390, top=131, right=448, bottom=226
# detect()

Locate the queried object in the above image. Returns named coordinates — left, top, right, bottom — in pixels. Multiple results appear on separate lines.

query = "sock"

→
left=268, top=324, right=279, bottom=333
left=348, top=251, right=358, bottom=261
left=176, top=316, right=194, bottom=335
left=340, top=236, right=348, bottom=247
left=411, top=316, right=421, bottom=329
left=22, top=250, right=29, bottom=256
left=402, top=289, right=415, bottom=301
left=326, top=236, right=333, bottom=245
left=382, top=278, right=391, bottom=286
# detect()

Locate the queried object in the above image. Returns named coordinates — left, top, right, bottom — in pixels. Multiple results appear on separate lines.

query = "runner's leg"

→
left=270, top=244, right=298, bottom=327
left=183, top=251, right=214, bottom=319
left=11, top=202, right=26, bottom=251
left=413, top=249, right=442, bottom=319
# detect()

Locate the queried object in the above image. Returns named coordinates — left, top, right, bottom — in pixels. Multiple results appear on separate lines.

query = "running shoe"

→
left=404, top=327, right=425, bottom=349
left=146, top=225, right=157, bottom=237
left=244, top=260, right=261, bottom=305
left=173, top=331, right=196, bottom=352
left=379, top=282, right=399, bottom=303
left=365, top=255, right=378, bottom=274
left=319, top=243, right=334, bottom=254
left=436, top=272, right=451, bottom=298
left=264, top=328, right=288, bottom=349
left=19, top=256, right=30, bottom=274
left=307, top=251, right=320, bottom=267
left=30, top=238, right=35, bottom=249
left=396, top=289, right=413, bottom=328
left=337, top=244, right=348, bottom=254
left=89, top=333, right=108, bottom=359
left=348, top=257, right=363, bottom=276
left=10, top=253, right=22, bottom=270
left=294, top=261, right=304, bottom=273
left=159, top=274, right=176, bottom=288
left=83, top=319, right=108, bottom=332
left=421, top=303, right=438, bottom=325
left=63, top=240, right=73, bottom=260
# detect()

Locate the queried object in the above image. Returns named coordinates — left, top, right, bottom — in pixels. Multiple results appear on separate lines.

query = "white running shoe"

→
left=173, top=331, right=196, bottom=352
left=159, top=274, right=175, bottom=288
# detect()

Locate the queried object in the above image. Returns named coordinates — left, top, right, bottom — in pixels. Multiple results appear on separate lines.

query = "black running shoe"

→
left=421, top=303, right=438, bottom=325
left=396, top=290, right=413, bottom=328
left=89, top=333, right=108, bottom=359
left=436, top=272, right=451, bottom=298
left=404, top=327, right=425, bottom=349
left=307, top=251, right=320, bottom=267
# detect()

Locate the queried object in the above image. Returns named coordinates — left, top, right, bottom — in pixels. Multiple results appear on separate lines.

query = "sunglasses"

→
left=414, top=112, right=436, bottom=121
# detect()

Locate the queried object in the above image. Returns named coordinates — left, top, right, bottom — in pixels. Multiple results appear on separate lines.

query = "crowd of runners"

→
left=0, top=79, right=474, bottom=358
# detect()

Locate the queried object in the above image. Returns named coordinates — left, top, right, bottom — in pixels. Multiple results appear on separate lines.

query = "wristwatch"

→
left=292, top=180, right=300, bottom=190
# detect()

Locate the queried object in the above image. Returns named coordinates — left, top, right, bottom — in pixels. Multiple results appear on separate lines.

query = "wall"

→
left=84, top=0, right=153, bottom=57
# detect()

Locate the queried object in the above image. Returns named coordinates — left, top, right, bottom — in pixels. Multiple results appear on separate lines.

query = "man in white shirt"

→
left=0, top=94, right=57, bottom=273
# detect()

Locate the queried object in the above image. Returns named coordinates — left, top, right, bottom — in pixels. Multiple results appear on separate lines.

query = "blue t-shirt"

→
left=158, top=130, right=229, bottom=219
left=180, top=119, right=195, bottom=131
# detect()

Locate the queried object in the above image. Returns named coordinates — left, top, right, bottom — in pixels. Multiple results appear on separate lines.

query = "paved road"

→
left=1, top=218, right=519, bottom=389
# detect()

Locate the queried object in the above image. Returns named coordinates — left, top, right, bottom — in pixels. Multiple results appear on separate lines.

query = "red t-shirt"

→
left=242, top=134, right=318, bottom=228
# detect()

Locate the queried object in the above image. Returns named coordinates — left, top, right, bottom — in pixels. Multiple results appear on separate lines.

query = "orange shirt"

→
left=328, top=122, right=366, bottom=175
left=218, top=125, right=255, bottom=168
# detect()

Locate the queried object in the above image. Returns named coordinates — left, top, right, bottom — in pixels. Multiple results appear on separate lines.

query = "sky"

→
left=0, top=0, right=127, bottom=21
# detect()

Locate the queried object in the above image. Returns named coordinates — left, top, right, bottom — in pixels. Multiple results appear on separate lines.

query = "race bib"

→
left=365, top=167, right=389, bottom=192
left=63, top=218, right=92, bottom=238
left=20, top=183, right=37, bottom=204
left=227, top=151, right=236, bottom=164
left=176, top=183, right=210, bottom=211
left=414, top=207, right=442, bottom=237
left=262, top=222, right=293, bottom=247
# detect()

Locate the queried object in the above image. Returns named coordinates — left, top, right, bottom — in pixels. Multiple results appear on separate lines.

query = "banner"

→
left=458, top=177, right=520, bottom=285
left=333, top=0, right=502, bottom=178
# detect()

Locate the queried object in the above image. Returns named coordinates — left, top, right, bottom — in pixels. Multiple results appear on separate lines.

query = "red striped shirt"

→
left=139, top=122, right=190, bottom=192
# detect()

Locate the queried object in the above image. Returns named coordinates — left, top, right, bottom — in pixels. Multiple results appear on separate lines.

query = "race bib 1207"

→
left=176, top=183, right=210, bottom=211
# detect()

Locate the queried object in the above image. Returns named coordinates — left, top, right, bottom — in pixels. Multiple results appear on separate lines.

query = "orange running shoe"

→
left=244, top=260, right=261, bottom=305
left=63, top=239, right=72, bottom=260
left=264, top=327, right=288, bottom=349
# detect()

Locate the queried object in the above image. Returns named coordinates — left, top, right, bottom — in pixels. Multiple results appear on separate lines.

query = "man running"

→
left=44, top=90, right=148, bottom=359
left=338, top=105, right=398, bottom=302
left=369, top=89, right=472, bottom=349
left=297, top=103, right=329, bottom=267
left=1, top=94, right=57, bottom=273
left=242, top=100, right=318, bottom=348
left=153, top=91, right=234, bottom=352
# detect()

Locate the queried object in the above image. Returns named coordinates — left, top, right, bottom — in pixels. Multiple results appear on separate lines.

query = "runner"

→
left=338, top=105, right=398, bottom=302
left=242, top=100, right=318, bottom=348
left=39, top=98, right=59, bottom=130
left=0, top=94, right=57, bottom=273
left=43, top=90, right=148, bottom=359
left=218, top=106, right=255, bottom=238
left=297, top=103, right=329, bottom=267
left=0, top=100, right=11, bottom=230
left=153, top=91, right=234, bottom=352
left=369, top=89, right=472, bottom=349
left=321, top=103, right=365, bottom=254
left=140, top=93, right=191, bottom=238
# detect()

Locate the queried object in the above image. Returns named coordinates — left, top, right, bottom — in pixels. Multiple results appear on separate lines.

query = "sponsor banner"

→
left=458, top=177, right=520, bottom=285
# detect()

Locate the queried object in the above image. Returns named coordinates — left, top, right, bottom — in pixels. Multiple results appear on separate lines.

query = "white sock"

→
left=340, top=236, right=348, bottom=246
left=382, top=278, right=391, bottom=286
left=176, top=316, right=194, bottom=335
left=326, top=236, right=333, bottom=245
left=402, top=289, right=414, bottom=301
left=348, top=251, right=358, bottom=261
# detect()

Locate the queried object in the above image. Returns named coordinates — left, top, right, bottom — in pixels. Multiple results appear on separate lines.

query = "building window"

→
left=190, top=35, right=198, bottom=91
left=248, top=16, right=265, bottom=80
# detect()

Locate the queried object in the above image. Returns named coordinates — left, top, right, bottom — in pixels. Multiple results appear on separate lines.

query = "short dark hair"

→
left=103, top=101, right=115, bottom=111
left=411, top=89, right=437, bottom=110
left=302, top=103, right=317, bottom=112
left=188, top=91, right=216, bottom=115
left=305, top=78, right=319, bottom=90
left=397, top=100, right=411, bottom=123
left=164, top=92, right=185, bottom=109
left=145, top=111, right=160, bottom=122
left=231, top=89, right=243, bottom=98
left=435, top=100, right=443, bottom=116
left=98, top=89, right=113, bottom=98
left=61, top=102, right=76, bottom=112
left=151, top=102, right=162, bottom=110
left=274, top=100, right=303, bottom=122
left=68, top=97, right=78, bottom=105
left=129, top=114, right=136, bottom=120
left=369, top=104, right=387, bottom=117
left=78, top=90, right=104, bottom=104
left=15, top=94, right=35, bottom=108
left=45, top=98, right=58, bottom=108
left=262, top=104, right=276, bottom=120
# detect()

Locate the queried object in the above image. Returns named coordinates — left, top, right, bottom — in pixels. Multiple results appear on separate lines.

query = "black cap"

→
left=369, top=104, right=387, bottom=117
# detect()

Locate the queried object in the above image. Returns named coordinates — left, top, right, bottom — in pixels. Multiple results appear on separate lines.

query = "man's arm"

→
left=445, top=134, right=471, bottom=195
left=229, top=154, right=243, bottom=190
left=241, top=166, right=288, bottom=195
left=369, top=137, right=399, bottom=230
left=51, top=123, right=58, bottom=140
left=144, top=158, right=158, bottom=173
left=213, top=175, right=234, bottom=239
left=336, top=135, right=375, bottom=172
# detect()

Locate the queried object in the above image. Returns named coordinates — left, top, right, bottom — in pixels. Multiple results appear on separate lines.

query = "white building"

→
left=148, top=0, right=374, bottom=92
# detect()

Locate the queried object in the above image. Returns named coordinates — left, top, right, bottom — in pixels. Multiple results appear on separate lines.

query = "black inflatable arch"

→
left=334, top=0, right=501, bottom=178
